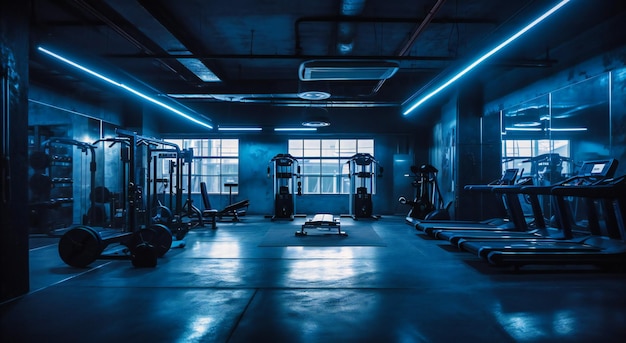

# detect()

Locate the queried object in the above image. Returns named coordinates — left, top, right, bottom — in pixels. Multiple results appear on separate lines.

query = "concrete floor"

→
left=2, top=215, right=626, bottom=342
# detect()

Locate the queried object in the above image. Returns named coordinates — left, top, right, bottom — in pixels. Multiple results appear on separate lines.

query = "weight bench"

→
left=297, top=213, right=346, bottom=236
left=200, top=182, right=249, bottom=228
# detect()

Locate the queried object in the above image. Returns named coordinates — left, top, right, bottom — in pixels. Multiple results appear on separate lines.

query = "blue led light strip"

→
left=403, top=0, right=570, bottom=115
left=37, top=46, right=213, bottom=130
left=274, top=127, right=317, bottom=132
left=218, top=127, right=263, bottom=131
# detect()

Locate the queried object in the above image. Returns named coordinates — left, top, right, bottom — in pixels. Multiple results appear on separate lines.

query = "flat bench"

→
left=297, top=213, right=346, bottom=236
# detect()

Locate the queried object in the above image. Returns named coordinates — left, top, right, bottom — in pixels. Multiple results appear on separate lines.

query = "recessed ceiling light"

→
left=297, top=91, right=331, bottom=100
left=302, top=120, right=330, bottom=127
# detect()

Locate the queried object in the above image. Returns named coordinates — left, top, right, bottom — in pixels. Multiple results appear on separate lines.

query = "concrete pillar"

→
left=1, top=0, right=31, bottom=302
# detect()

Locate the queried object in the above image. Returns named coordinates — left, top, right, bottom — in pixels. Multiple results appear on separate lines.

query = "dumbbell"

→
left=58, top=224, right=173, bottom=268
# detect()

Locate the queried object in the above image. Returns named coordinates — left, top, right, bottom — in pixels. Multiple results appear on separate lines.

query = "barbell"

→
left=58, top=224, right=173, bottom=268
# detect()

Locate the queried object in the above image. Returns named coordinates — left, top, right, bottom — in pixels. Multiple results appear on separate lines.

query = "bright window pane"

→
left=288, top=139, right=374, bottom=194
left=303, top=140, right=320, bottom=157
left=321, top=139, right=339, bottom=157
left=288, top=140, right=303, bottom=156
left=340, top=140, right=357, bottom=157
left=164, top=139, right=239, bottom=194
left=357, top=139, right=374, bottom=154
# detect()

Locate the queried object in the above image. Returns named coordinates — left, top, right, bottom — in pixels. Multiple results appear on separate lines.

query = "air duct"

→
left=299, top=60, right=399, bottom=81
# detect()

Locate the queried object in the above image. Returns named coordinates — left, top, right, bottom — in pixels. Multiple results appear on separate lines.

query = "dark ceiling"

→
left=27, top=0, right=626, bottom=134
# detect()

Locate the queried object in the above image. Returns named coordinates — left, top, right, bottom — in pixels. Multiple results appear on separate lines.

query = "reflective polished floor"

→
left=2, top=215, right=626, bottom=342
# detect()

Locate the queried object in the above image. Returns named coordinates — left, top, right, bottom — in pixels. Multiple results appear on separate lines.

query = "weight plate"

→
left=150, top=205, right=173, bottom=225
left=29, top=151, right=50, bottom=170
left=132, top=224, right=172, bottom=257
left=58, top=226, right=102, bottom=267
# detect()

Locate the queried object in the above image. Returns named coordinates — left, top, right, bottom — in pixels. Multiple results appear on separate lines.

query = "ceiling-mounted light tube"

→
left=37, top=46, right=213, bottom=130
left=218, top=127, right=263, bottom=131
left=548, top=127, right=587, bottom=132
left=505, top=127, right=543, bottom=132
left=402, top=0, right=570, bottom=115
left=274, top=127, right=318, bottom=132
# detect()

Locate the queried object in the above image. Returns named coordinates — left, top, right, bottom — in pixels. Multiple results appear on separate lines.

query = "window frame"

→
left=162, top=138, right=239, bottom=195
left=288, top=138, right=375, bottom=195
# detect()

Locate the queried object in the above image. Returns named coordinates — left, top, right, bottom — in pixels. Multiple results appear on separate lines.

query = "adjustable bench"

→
left=200, top=182, right=250, bottom=229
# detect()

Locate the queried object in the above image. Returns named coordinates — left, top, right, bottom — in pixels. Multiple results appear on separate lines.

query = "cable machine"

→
left=347, top=153, right=382, bottom=220
left=56, top=130, right=175, bottom=268
left=398, top=164, right=450, bottom=220
left=145, top=139, right=200, bottom=239
left=268, top=153, right=301, bottom=220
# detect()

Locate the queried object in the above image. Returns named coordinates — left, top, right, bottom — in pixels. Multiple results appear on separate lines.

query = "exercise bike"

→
left=399, top=164, right=451, bottom=220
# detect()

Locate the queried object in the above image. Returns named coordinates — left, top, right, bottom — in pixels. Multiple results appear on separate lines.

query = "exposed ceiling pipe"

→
left=370, top=0, right=447, bottom=95
left=293, top=15, right=497, bottom=56
left=336, top=0, right=367, bottom=55
left=398, top=0, right=448, bottom=56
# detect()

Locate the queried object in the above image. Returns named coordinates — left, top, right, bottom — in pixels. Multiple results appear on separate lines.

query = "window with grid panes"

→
left=162, top=139, right=239, bottom=194
left=288, top=139, right=374, bottom=194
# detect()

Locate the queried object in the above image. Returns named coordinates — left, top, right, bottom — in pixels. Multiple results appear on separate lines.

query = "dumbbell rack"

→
left=28, top=141, right=75, bottom=233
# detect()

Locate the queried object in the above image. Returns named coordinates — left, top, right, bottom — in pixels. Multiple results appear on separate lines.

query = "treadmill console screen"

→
left=591, top=163, right=606, bottom=174
left=502, top=169, right=518, bottom=184
left=578, top=159, right=617, bottom=178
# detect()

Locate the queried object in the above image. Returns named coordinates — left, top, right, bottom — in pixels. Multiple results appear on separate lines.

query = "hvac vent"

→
left=299, top=60, right=399, bottom=81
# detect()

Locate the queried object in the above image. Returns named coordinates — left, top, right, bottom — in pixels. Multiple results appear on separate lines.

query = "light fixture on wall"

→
left=504, top=127, right=543, bottom=132
left=37, top=46, right=214, bottom=130
left=402, top=0, right=571, bottom=115
left=504, top=126, right=587, bottom=132
left=548, top=127, right=587, bottom=132
left=513, top=121, right=542, bottom=127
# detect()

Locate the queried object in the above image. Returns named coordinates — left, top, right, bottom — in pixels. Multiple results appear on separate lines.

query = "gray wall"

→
left=186, top=132, right=424, bottom=217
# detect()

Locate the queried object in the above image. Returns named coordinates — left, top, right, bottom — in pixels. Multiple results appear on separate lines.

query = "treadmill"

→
left=460, top=164, right=626, bottom=267
left=412, top=168, right=521, bottom=235
left=443, top=159, right=618, bottom=248
left=487, top=175, right=626, bottom=267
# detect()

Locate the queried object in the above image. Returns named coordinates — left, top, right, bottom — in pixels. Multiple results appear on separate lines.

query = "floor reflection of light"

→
left=177, top=316, right=214, bottom=343
left=189, top=241, right=243, bottom=284
left=553, top=310, right=575, bottom=335
left=493, top=303, right=580, bottom=340
left=191, top=241, right=241, bottom=258
left=285, top=248, right=359, bottom=283
left=493, top=302, right=547, bottom=341
left=284, top=246, right=356, bottom=259
left=279, top=290, right=381, bottom=342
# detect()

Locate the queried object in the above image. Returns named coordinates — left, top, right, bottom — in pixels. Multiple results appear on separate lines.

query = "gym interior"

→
left=2, top=1, right=626, bottom=342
